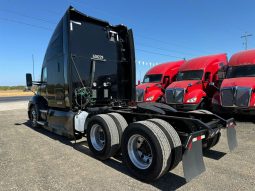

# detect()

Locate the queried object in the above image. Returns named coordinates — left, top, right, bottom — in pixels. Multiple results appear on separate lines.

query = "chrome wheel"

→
left=90, top=124, right=105, bottom=151
left=31, top=108, right=37, bottom=127
left=128, top=134, right=153, bottom=169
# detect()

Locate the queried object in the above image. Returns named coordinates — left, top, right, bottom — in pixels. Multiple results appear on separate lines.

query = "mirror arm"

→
left=32, top=81, right=44, bottom=86
left=210, top=83, right=219, bottom=91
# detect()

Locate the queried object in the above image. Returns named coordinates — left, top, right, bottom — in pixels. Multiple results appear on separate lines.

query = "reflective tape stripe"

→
left=227, top=122, right=235, bottom=128
left=192, top=135, right=205, bottom=142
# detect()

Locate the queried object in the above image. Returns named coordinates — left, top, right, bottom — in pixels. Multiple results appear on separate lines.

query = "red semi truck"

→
left=165, top=54, right=228, bottom=111
left=136, top=60, right=184, bottom=102
left=213, top=49, right=255, bottom=115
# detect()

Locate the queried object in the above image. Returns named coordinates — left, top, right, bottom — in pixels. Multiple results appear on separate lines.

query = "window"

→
left=143, top=74, right=162, bottom=83
left=42, top=67, right=47, bottom=82
left=176, top=70, right=204, bottom=81
left=226, top=65, right=255, bottom=78
left=44, top=21, right=63, bottom=62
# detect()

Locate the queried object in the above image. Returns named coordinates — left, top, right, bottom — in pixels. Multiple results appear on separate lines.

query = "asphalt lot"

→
left=0, top=101, right=255, bottom=190
left=0, top=96, right=31, bottom=103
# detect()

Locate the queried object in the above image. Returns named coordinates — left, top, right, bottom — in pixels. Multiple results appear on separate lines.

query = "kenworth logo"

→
left=92, top=54, right=105, bottom=61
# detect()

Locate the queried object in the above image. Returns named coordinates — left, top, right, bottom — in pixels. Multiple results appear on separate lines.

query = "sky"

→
left=0, top=0, right=255, bottom=85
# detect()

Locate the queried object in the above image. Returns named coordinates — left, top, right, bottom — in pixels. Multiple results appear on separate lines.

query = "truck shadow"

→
left=203, top=149, right=226, bottom=160
left=20, top=121, right=186, bottom=191
left=75, top=141, right=186, bottom=190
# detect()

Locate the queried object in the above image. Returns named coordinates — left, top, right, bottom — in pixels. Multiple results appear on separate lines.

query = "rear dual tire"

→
left=148, top=118, right=182, bottom=171
left=87, top=113, right=128, bottom=160
left=122, top=120, right=171, bottom=182
left=87, top=115, right=182, bottom=182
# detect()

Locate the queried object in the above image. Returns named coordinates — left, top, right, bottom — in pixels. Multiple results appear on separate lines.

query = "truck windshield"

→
left=176, top=70, right=203, bottom=81
left=226, top=65, right=255, bottom=78
left=143, top=74, right=162, bottom=83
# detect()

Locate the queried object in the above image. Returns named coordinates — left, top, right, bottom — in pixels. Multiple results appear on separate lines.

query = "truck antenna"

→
left=241, top=32, right=252, bottom=50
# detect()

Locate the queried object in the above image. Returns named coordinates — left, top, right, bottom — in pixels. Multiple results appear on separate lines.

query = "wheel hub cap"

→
left=128, top=134, right=153, bottom=169
left=90, top=124, right=105, bottom=151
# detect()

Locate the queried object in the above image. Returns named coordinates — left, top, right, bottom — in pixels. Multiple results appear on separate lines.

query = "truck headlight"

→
left=187, top=97, right=197, bottom=103
left=146, top=96, right=154, bottom=101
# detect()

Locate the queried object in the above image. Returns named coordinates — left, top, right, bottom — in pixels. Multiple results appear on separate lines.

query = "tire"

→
left=87, top=114, right=120, bottom=160
left=107, top=113, right=128, bottom=141
left=203, top=132, right=221, bottom=151
left=29, top=105, right=40, bottom=128
left=148, top=118, right=182, bottom=171
left=107, top=113, right=128, bottom=156
left=121, top=120, right=171, bottom=182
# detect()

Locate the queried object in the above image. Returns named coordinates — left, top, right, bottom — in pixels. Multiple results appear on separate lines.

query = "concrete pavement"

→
left=0, top=102, right=254, bottom=190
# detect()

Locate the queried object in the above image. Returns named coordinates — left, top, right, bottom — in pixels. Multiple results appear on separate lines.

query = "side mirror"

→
left=209, top=82, right=219, bottom=91
left=217, top=64, right=228, bottom=80
left=218, top=72, right=225, bottom=80
left=138, top=80, right=141, bottom=85
left=186, top=83, right=192, bottom=93
left=163, top=76, right=170, bottom=85
left=209, top=82, right=215, bottom=86
left=145, top=86, right=150, bottom=93
left=26, top=73, right=32, bottom=87
left=155, top=83, right=163, bottom=89
left=204, top=72, right=211, bottom=82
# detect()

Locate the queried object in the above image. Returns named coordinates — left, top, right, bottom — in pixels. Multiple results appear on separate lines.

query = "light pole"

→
left=241, top=32, right=252, bottom=50
left=32, top=54, right=35, bottom=79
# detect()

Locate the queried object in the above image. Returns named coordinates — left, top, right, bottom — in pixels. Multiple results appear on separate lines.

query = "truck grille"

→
left=221, top=87, right=251, bottom=107
left=165, top=88, right=184, bottom=104
left=136, top=89, right=144, bottom=102
left=221, top=88, right=234, bottom=107
left=235, top=87, right=251, bottom=107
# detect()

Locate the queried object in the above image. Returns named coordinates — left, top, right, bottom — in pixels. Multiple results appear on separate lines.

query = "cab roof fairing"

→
left=179, top=53, right=228, bottom=72
left=229, top=49, right=255, bottom=66
left=146, top=60, right=185, bottom=75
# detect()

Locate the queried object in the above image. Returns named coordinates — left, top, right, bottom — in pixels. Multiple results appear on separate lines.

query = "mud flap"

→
left=227, top=125, right=237, bottom=151
left=182, top=140, right=205, bottom=182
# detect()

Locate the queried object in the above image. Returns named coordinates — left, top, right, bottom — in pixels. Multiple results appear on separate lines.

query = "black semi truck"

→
left=26, top=7, right=237, bottom=182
